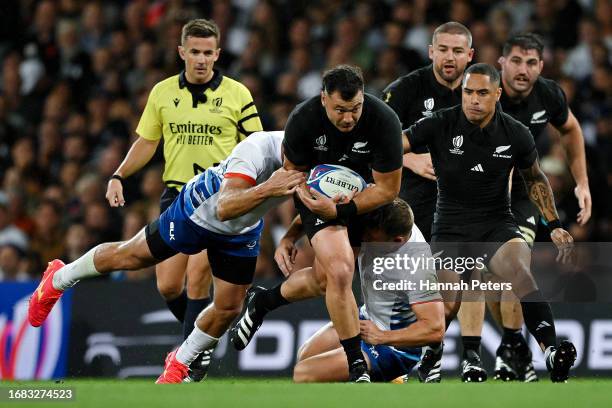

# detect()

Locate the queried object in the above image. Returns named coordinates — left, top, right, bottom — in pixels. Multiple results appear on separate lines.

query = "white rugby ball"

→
left=306, top=164, right=367, bottom=198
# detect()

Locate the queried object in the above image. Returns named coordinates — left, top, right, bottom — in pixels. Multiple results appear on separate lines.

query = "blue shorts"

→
left=358, top=311, right=421, bottom=382
left=157, top=187, right=264, bottom=258
left=361, top=342, right=420, bottom=382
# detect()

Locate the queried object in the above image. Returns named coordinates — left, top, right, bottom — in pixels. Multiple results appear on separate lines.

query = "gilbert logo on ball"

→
left=306, top=164, right=367, bottom=198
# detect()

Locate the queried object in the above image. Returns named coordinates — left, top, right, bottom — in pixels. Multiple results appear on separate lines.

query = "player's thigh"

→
left=155, top=253, right=189, bottom=297
left=489, top=238, right=536, bottom=297
left=297, top=322, right=341, bottom=361
left=294, top=347, right=371, bottom=383
left=311, top=226, right=354, bottom=280
left=208, top=249, right=257, bottom=310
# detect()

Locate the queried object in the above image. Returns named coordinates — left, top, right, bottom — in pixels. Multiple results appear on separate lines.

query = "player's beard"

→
left=435, top=62, right=463, bottom=84
left=510, top=74, right=535, bottom=94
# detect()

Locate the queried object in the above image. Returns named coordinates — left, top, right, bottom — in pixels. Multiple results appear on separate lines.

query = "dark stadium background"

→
left=0, top=0, right=610, bottom=381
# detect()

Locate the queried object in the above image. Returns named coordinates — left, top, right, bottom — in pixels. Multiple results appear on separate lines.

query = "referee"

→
left=105, top=19, right=262, bottom=381
left=403, top=63, right=577, bottom=383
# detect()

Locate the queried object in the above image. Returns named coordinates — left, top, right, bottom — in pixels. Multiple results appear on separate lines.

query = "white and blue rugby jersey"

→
left=180, top=131, right=286, bottom=235
left=359, top=225, right=441, bottom=331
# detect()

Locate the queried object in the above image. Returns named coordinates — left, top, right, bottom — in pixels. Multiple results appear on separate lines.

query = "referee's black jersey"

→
left=282, top=94, right=403, bottom=182
left=382, top=65, right=462, bottom=204
left=405, top=105, right=538, bottom=225
left=500, top=76, right=569, bottom=203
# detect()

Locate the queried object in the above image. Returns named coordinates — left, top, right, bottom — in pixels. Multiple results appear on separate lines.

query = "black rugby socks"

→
left=183, top=297, right=212, bottom=339
left=520, top=290, right=557, bottom=349
left=166, top=290, right=187, bottom=323
left=462, top=336, right=482, bottom=358
left=255, top=283, right=290, bottom=314
left=340, top=334, right=365, bottom=367
left=502, top=327, right=527, bottom=347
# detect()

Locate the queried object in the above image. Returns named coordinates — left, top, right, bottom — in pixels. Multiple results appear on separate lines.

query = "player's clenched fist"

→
left=359, top=320, right=386, bottom=345
left=105, top=178, right=125, bottom=207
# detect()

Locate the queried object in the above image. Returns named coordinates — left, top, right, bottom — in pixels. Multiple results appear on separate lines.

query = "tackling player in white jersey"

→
left=27, top=131, right=305, bottom=383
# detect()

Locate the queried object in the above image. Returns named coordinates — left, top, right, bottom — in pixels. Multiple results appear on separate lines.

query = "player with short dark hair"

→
left=291, top=199, right=445, bottom=383
left=104, top=18, right=263, bottom=381
left=381, top=21, right=473, bottom=383
left=230, top=65, right=404, bottom=382
left=459, top=33, right=591, bottom=383
left=382, top=21, right=473, bottom=241
left=403, top=62, right=577, bottom=383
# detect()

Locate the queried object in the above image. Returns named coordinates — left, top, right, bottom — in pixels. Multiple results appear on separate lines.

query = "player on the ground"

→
left=104, top=18, right=262, bottom=381
left=381, top=20, right=473, bottom=383
left=230, top=65, right=404, bottom=382
left=403, top=62, right=577, bottom=383
left=459, top=33, right=591, bottom=382
left=27, top=131, right=304, bottom=383
left=290, top=199, right=445, bottom=382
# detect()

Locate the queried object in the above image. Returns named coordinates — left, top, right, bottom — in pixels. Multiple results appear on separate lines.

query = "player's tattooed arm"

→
left=519, top=160, right=560, bottom=223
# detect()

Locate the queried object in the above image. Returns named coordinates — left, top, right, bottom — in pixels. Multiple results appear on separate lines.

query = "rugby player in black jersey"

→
left=229, top=65, right=403, bottom=383
left=382, top=21, right=474, bottom=383
left=403, top=63, right=577, bottom=383
left=382, top=21, right=473, bottom=241
left=459, top=34, right=591, bottom=382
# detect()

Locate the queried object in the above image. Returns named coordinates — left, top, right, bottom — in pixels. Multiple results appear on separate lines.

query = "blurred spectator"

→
left=0, top=192, right=29, bottom=251
left=0, top=244, right=28, bottom=281
left=63, top=223, right=92, bottom=263
left=30, top=199, right=65, bottom=265
left=0, top=0, right=610, bottom=282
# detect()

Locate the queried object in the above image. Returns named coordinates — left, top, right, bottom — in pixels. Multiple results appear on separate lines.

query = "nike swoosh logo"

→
left=37, top=267, right=52, bottom=300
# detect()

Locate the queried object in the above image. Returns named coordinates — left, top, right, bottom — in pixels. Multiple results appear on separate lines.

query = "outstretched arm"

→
left=555, top=110, right=591, bottom=225
left=216, top=169, right=305, bottom=221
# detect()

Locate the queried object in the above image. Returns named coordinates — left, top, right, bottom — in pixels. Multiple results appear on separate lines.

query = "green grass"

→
left=2, top=378, right=611, bottom=408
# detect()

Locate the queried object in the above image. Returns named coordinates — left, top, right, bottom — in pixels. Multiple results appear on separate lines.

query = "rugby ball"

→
left=306, top=164, right=367, bottom=198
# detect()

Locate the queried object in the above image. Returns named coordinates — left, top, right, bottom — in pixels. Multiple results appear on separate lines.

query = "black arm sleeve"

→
left=546, top=80, right=570, bottom=128
left=382, top=76, right=416, bottom=127
left=405, top=117, right=435, bottom=151
left=282, top=105, right=312, bottom=166
left=372, top=106, right=403, bottom=173
left=512, top=125, right=538, bottom=169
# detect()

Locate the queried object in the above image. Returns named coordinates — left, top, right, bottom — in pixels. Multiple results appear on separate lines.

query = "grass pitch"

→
left=2, top=378, right=611, bottom=408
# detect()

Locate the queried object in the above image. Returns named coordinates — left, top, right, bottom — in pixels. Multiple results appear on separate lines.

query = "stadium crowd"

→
left=0, top=0, right=610, bottom=282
